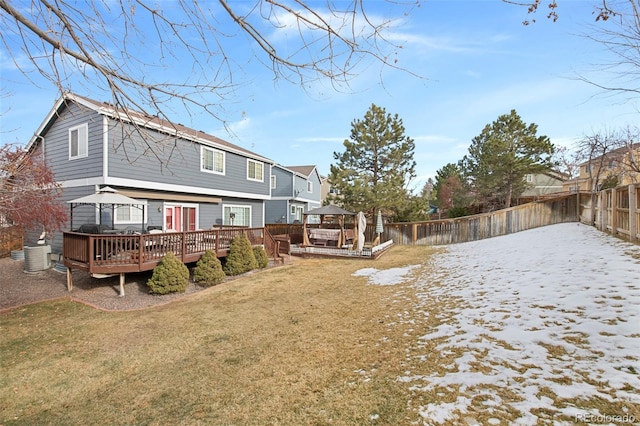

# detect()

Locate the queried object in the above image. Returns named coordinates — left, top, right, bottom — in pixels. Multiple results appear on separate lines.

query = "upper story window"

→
left=271, top=175, right=277, bottom=189
left=201, top=146, right=225, bottom=174
left=247, top=159, right=264, bottom=182
left=307, top=181, right=313, bottom=192
left=525, top=174, right=533, bottom=183
left=69, top=123, right=88, bottom=159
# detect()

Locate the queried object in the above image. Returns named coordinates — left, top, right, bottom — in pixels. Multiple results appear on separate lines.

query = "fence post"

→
left=598, top=191, right=605, bottom=231
left=629, top=184, right=637, bottom=242
left=611, top=188, right=618, bottom=236
left=412, top=223, right=417, bottom=245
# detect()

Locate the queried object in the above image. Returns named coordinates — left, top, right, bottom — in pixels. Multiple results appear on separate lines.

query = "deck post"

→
left=119, top=273, right=125, bottom=297
left=66, top=267, right=73, bottom=292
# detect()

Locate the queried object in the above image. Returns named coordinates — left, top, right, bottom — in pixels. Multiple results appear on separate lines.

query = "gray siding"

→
left=44, top=103, right=104, bottom=181
left=220, top=198, right=264, bottom=227
left=25, top=186, right=97, bottom=254
left=294, top=175, right=308, bottom=198
left=265, top=200, right=288, bottom=223
left=106, top=121, right=270, bottom=197
left=271, top=166, right=293, bottom=197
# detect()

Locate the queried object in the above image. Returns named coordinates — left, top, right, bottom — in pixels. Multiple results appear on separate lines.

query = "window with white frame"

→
left=247, top=159, right=264, bottom=182
left=69, top=123, right=88, bottom=159
left=271, top=175, right=277, bottom=189
left=290, top=205, right=296, bottom=215
left=201, top=146, right=225, bottom=174
left=224, top=205, right=251, bottom=227
left=307, top=180, right=313, bottom=192
left=525, top=174, right=533, bottom=183
left=114, top=201, right=147, bottom=225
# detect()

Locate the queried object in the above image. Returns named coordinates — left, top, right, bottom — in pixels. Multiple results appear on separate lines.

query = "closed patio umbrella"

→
left=355, top=211, right=366, bottom=252
left=373, top=210, right=383, bottom=246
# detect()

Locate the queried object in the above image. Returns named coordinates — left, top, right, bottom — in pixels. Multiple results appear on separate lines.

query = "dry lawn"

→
left=0, top=246, right=437, bottom=425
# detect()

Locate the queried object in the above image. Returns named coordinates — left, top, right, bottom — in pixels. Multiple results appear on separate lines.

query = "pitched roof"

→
left=577, top=144, right=639, bottom=167
left=27, top=93, right=274, bottom=163
left=287, top=165, right=316, bottom=177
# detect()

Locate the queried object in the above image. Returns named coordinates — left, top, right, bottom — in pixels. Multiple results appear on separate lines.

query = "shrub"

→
left=224, top=233, right=258, bottom=276
left=253, top=245, right=268, bottom=269
left=193, top=250, right=226, bottom=287
left=147, top=252, right=190, bottom=294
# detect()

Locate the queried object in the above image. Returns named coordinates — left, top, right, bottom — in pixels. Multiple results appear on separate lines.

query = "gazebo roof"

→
left=304, top=205, right=355, bottom=216
left=67, top=186, right=147, bottom=206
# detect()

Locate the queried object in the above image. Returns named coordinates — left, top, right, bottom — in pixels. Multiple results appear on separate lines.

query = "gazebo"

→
left=67, top=186, right=147, bottom=232
left=302, top=205, right=355, bottom=247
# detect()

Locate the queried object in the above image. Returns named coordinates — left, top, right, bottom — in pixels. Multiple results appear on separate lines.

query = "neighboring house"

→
left=563, top=144, right=640, bottom=192
left=320, top=175, right=340, bottom=205
left=518, top=170, right=567, bottom=202
left=265, top=164, right=321, bottom=223
left=25, top=93, right=275, bottom=254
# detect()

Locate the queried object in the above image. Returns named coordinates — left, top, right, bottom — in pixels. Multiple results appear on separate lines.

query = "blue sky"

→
left=1, top=1, right=639, bottom=191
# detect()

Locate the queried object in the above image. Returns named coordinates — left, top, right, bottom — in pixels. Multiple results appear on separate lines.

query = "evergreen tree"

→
left=328, top=104, right=417, bottom=220
left=461, top=110, right=555, bottom=210
left=224, top=233, right=258, bottom=276
left=433, top=163, right=468, bottom=211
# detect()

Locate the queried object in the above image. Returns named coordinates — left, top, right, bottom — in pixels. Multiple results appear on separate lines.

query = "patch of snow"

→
left=402, top=223, right=640, bottom=424
left=353, top=264, right=421, bottom=286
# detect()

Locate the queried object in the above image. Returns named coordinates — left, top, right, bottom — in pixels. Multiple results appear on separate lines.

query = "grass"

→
left=3, top=244, right=637, bottom=425
left=0, top=246, right=435, bottom=425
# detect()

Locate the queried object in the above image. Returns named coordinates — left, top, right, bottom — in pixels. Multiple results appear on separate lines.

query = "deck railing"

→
left=63, top=227, right=277, bottom=275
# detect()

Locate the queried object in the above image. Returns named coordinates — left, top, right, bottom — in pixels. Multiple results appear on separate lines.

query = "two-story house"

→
left=25, top=93, right=275, bottom=253
left=265, top=165, right=322, bottom=223
left=562, top=144, right=640, bottom=192
left=518, top=170, right=567, bottom=202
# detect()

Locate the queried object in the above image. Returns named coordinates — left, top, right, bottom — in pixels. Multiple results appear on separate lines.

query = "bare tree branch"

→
left=1, top=0, right=419, bottom=163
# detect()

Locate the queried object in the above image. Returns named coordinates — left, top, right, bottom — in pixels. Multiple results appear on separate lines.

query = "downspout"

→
left=34, top=135, right=45, bottom=156
left=102, top=115, right=109, bottom=183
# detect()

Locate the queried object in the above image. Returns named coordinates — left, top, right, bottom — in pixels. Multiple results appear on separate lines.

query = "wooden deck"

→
left=291, top=240, right=394, bottom=259
left=62, top=227, right=279, bottom=276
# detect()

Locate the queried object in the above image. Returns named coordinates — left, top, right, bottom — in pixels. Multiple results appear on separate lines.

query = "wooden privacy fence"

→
left=0, top=225, right=23, bottom=258
left=384, top=194, right=581, bottom=246
left=591, top=183, right=640, bottom=242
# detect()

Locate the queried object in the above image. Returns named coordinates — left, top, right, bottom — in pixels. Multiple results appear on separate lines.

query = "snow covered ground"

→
left=355, top=223, right=640, bottom=425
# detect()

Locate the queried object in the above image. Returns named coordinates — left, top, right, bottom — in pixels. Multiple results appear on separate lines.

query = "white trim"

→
left=247, top=158, right=264, bottom=182
left=163, top=202, right=199, bottom=231
left=68, top=123, right=88, bottom=159
left=271, top=195, right=318, bottom=204
left=223, top=204, right=252, bottom=227
left=80, top=94, right=274, bottom=164
left=200, top=146, right=225, bottom=175
left=60, top=177, right=271, bottom=201
left=114, top=200, right=148, bottom=225
left=27, top=93, right=275, bottom=165
left=102, top=116, right=109, bottom=179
